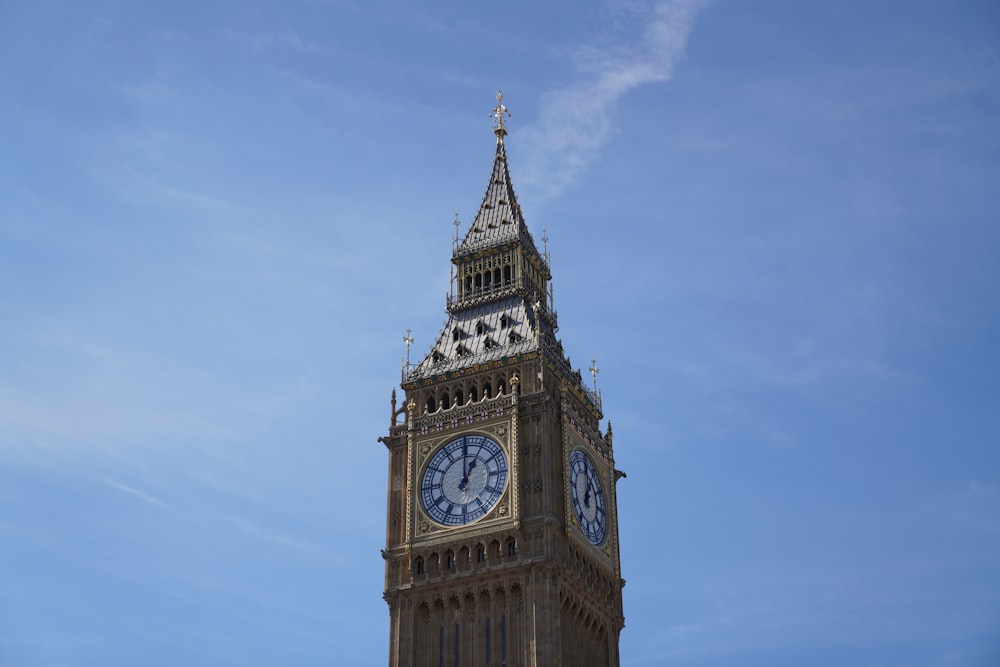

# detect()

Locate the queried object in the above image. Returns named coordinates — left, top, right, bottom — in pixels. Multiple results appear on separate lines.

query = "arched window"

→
left=441, top=392, right=450, bottom=410
left=500, top=314, right=509, bottom=329
left=476, top=320, right=485, bottom=335
left=415, top=557, right=425, bottom=575
left=470, top=386, right=478, bottom=402
left=503, top=265, right=512, bottom=286
left=483, top=382, right=492, bottom=399
left=506, top=538, right=517, bottom=557
left=426, top=396, right=437, bottom=413
left=476, top=545, right=486, bottom=563
left=446, top=551, right=454, bottom=570
left=455, top=389, right=464, bottom=405
left=452, top=327, right=461, bottom=342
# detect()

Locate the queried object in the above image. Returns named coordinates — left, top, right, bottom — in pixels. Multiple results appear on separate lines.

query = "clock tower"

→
left=378, top=92, right=625, bottom=667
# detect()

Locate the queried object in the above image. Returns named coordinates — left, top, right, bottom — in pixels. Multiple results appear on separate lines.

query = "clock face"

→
left=420, top=434, right=508, bottom=527
left=569, top=449, right=607, bottom=545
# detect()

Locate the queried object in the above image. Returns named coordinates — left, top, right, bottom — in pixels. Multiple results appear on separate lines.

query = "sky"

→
left=1, top=1, right=998, bottom=666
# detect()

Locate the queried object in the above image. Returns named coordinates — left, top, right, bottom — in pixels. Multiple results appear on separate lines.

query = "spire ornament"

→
left=589, top=356, right=600, bottom=393
left=403, top=327, right=414, bottom=366
left=491, top=90, right=510, bottom=142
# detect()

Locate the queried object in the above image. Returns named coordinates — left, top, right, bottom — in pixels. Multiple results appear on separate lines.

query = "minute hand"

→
left=463, top=459, right=478, bottom=491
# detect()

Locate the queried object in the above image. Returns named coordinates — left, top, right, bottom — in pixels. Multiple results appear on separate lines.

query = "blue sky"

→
left=1, top=1, right=998, bottom=665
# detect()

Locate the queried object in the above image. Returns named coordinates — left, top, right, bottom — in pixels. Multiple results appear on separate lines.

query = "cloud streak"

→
left=103, top=477, right=170, bottom=509
left=518, top=0, right=709, bottom=198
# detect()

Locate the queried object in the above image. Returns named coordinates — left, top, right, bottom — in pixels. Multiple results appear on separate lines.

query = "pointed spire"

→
left=456, top=91, right=540, bottom=257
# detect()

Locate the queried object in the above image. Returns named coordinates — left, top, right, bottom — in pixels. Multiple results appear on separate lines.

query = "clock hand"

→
left=458, top=443, right=470, bottom=491
left=459, top=459, right=478, bottom=493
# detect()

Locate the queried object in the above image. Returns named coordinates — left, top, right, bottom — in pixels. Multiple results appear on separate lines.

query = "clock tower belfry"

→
left=378, top=92, right=625, bottom=667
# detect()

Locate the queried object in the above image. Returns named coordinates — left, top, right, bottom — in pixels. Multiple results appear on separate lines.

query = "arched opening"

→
left=429, top=553, right=440, bottom=576
left=441, top=392, right=450, bottom=410
left=426, top=396, right=437, bottom=413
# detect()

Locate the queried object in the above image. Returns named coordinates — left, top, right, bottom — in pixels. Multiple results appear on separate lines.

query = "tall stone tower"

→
left=379, top=92, right=625, bottom=667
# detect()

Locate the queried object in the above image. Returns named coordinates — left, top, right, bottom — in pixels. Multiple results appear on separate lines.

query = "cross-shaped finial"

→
left=403, top=327, right=414, bottom=365
left=491, top=90, right=510, bottom=140
left=542, top=228, right=549, bottom=256
left=589, top=356, right=600, bottom=392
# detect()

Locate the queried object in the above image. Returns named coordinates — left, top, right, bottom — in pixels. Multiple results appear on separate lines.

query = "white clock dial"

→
left=569, top=449, right=607, bottom=545
left=420, top=434, right=508, bottom=526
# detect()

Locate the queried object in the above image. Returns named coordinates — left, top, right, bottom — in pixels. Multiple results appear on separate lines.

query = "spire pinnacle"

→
left=490, top=90, right=510, bottom=142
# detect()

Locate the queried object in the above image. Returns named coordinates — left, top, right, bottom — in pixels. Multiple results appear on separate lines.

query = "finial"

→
left=589, top=356, right=600, bottom=392
left=491, top=90, right=510, bottom=142
left=403, top=327, right=414, bottom=366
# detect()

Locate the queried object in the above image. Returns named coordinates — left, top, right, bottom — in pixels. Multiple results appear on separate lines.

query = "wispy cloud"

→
left=213, top=510, right=317, bottom=554
left=103, top=477, right=170, bottom=509
left=518, top=0, right=709, bottom=198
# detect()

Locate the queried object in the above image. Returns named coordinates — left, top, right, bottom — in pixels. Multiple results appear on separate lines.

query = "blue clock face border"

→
left=420, top=433, right=509, bottom=527
left=569, top=448, right=608, bottom=545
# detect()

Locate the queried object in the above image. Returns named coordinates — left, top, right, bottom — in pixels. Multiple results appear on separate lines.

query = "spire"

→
left=456, top=91, right=540, bottom=259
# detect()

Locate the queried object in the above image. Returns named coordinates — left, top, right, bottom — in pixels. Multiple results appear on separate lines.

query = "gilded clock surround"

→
left=409, top=410, right=520, bottom=543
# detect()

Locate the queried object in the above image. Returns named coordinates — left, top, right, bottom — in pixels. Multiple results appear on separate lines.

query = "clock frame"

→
left=419, top=433, right=509, bottom=527
left=409, top=420, right=518, bottom=542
